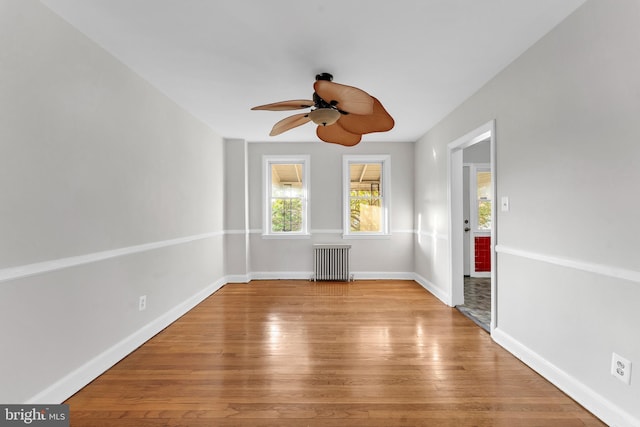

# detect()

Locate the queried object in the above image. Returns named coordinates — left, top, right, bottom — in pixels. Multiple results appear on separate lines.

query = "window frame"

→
left=262, top=155, right=310, bottom=239
left=342, top=154, right=391, bottom=239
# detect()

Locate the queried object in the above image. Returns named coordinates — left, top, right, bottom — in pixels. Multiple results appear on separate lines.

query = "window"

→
left=343, top=155, right=390, bottom=238
left=263, top=156, right=310, bottom=237
left=472, top=167, right=492, bottom=231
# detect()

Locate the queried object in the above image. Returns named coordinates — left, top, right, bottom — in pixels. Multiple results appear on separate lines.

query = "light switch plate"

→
left=501, top=196, right=510, bottom=212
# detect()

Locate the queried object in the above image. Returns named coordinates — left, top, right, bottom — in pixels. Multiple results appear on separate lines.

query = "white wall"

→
left=224, top=138, right=249, bottom=280
left=246, top=141, right=415, bottom=279
left=414, top=0, right=640, bottom=425
left=0, top=0, right=226, bottom=403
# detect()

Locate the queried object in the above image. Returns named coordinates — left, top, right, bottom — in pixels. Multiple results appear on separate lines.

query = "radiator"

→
left=312, top=244, right=352, bottom=282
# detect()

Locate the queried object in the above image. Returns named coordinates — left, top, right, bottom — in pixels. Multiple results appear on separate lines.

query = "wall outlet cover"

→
left=139, top=295, right=147, bottom=311
left=611, top=352, right=632, bottom=385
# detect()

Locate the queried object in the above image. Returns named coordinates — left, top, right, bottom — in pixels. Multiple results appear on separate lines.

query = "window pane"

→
left=271, top=164, right=303, bottom=197
left=271, top=198, right=302, bottom=232
left=350, top=198, right=382, bottom=231
left=349, top=162, right=382, bottom=232
left=343, top=156, right=390, bottom=237
left=478, top=200, right=491, bottom=230
left=263, top=156, right=309, bottom=236
left=477, top=171, right=491, bottom=199
left=349, top=163, right=381, bottom=195
left=477, top=171, right=491, bottom=230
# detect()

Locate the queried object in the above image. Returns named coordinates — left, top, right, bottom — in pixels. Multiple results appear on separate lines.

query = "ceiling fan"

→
left=251, top=73, right=394, bottom=146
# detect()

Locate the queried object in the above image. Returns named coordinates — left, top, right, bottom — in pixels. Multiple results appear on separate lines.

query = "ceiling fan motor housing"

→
left=313, top=92, right=336, bottom=110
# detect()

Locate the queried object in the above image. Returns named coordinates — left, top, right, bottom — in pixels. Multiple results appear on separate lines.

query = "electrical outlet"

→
left=139, top=295, right=147, bottom=311
left=611, top=353, right=632, bottom=385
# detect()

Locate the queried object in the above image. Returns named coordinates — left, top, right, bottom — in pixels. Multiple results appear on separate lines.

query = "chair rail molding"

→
left=0, top=231, right=224, bottom=284
left=495, top=244, right=640, bottom=284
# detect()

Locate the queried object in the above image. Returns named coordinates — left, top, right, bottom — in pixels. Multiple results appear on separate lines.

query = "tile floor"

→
left=456, top=276, right=491, bottom=332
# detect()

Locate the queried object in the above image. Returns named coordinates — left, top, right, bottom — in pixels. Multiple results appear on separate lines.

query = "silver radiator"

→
left=312, top=244, right=352, bottom=282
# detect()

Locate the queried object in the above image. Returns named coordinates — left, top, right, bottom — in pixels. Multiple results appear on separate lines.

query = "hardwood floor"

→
left=65, top=280, right=604, bottom=426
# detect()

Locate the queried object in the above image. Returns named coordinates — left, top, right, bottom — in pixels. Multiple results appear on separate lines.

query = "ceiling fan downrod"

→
left=315, top=72, right=333, bottom=82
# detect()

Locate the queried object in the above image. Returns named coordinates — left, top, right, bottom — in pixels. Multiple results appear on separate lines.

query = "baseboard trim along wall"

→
left=224, top=274, right=251, bottom=283
left=492, top=327, right=639, bottom=427
left=250, top=271, right=314, bottom=281
left=244, top=229, right=417, bottom=236
left=495, top=245, right=640, bottom=284
left=247, top=271, right=418, bottom=282
left=353, top=272, right=415, bottom=280
left=26, top=277, right=227, bottom=404
left=412, top=273, right=451, bottom=306
left=0, top=232, right=224, bottom=284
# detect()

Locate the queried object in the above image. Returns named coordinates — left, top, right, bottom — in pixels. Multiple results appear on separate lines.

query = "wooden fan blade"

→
left=270, top=113, right=311, bottom=136
left=251, top=99, right=314, bottom=111
left=338, top=97, right=395, bottom=135
left=314, top=80, right=374, bottom=115
left=316, top=122, right=362, bottom=146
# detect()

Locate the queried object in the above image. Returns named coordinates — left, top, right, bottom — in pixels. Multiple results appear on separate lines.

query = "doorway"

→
left=447, top=121, right=496, bottom=332
left=467, top=162, right=491, bottom=278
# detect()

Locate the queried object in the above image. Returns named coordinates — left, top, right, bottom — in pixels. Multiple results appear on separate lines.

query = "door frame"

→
left=447, top=120, right=496, bottom=331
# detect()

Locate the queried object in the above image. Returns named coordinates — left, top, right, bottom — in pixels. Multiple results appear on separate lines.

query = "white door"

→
left=469, top=164, right=491, bottom=278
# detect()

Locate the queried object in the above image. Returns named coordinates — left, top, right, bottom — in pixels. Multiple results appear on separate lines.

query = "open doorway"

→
left=447, top=121, right=496, bottom=333
left=459, top=155, right=491, bottom=331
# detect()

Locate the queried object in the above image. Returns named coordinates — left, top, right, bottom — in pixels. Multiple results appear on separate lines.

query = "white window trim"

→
left=342, top=154, right=391, bottom=239
left=262, top=155, right=310, bottom=239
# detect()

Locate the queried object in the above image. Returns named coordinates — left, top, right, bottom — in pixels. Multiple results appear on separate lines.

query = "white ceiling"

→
left=40, top=0, right=586, bottom=143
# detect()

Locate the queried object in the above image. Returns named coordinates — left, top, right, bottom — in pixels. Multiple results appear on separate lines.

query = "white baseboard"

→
left=249, top=271, right=314, bottom=281
left=27, top=277, right=226, bottom=404
left=492, top=327, right=639, bottom=427
left=247, top=271, right=417, bottom=282
left=412, top=273, right=451, bottom=306
left=351, top=271, right=415, bottom=281
left=470, top=272, right=491, bottom=278
left=224, top=274, right=251, bottom=283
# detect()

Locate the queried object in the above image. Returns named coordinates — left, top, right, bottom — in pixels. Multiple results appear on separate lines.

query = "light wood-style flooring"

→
left=66, top=280, right=604, bottom=426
